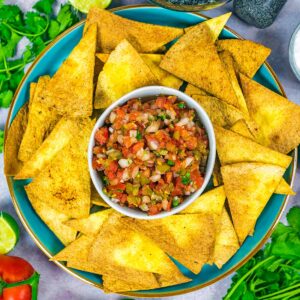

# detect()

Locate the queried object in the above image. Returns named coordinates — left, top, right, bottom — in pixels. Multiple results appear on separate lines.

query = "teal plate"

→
left=5, top=5, right=297, bottom=297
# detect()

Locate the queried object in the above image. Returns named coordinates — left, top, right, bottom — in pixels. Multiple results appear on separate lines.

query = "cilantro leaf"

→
left=0, top=90, right=13, bottom=108
left=287, top=206, right=300, bottom=231
left=0, top=130, right=4, bottom=153
left=33, top=0, right=55, bottom=15
left=0, top=31, right=21, bottom=58
left=25, top=12, right=48, bottom=34
left=57, top=4, right=79, bottom=33
left=48, top=19, right=60, bottom=39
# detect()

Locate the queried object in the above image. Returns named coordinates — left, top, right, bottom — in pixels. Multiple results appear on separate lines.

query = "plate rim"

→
left=4, top=4, right=298, bottom=298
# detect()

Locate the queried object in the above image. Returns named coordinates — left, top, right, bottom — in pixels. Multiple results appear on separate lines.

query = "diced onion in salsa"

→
left=92, top=95, right=209, bottom=215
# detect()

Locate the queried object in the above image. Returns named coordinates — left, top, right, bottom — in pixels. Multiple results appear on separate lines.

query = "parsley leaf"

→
left=33, top=0, right=55, bottom=15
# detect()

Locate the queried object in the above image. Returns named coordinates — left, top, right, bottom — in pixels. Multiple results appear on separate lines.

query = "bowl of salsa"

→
left=88, top=86, right=216, bottom=219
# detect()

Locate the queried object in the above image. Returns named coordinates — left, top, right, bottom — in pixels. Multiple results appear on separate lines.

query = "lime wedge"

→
left=69, top=0, right=111, bottom=13
left=0, top=212, right=19, bottom=254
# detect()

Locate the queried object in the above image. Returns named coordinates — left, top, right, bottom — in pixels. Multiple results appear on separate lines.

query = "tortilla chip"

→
left=240, top=74, right=300, bottom=154
left=89, top=214, right=188, bottom=285
left=15, top=117, right=80, bottom=179
left=221, top=162, right=285, bottom=244
left=160, top=23, right=238, bottom=108
left=43, top=24, right=96, bottom=117
left=213, top=157, right=223, bottom=187
left=84, top=8, right=183, bottom=53
left=18, top=76, right=59, bottom=162
left=25, top=118, right=94, bottom=218
left=185, top=84, right=208, bottom=96
left=64, top=209, right=112, bottom=236
left=219, top=51, right=249, bottom=117
left=95, top=40, right=157, bottom=109
left=4, top=104, right=28, bottom=176
left=91, top=183, right=109, bottom=207
left=28, top=82, right=37, bottom=108
left=215, top=126, right=292, bottom=168
left=230, top=119, right=255, bottom=140
left=182, top=186, right=226, bottom=220
left=26, top=186, right=77, bottom=245
left=102, top=274, right=159, bottom=293
left=275, top=178, right=295, bottom=195
left=185, top=12, right=232, bottom=42
left=217, top=39, right=271, bottom=78
left=96, top=53, right=183, bottom=90
left=212, top=208, right=239, bottom=268
left=192, top=95, right=244, bottom=128
left=128, top=213, right=215, bottom=274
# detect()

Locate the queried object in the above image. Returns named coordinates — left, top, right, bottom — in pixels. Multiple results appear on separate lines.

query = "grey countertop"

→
left=0, top=0, right=300, bottom=299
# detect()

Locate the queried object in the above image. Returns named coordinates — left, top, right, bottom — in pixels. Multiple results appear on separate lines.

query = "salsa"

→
left=92, top=95, right=209, bottom=215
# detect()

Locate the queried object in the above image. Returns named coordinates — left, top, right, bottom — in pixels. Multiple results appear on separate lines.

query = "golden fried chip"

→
left=213, top=157, right=223, bottom=187
left=185, top=84, right=207, bottom=96
left=185, top=13, right=232, bottom=42
left=26, top=186, right=77, bottom=245
left=18, top=76, right=59, bottom=162
left=4, top=104, right=28, bottom=176
left=15, top=118, right=80, bottom=179
left=52, top=235, right=104, bottom=275
left=43, top=24, right=96, bottom=117
left=128, top=214, right=215, bottom=274
left=219, top=51, right=249, bottom=116
left=84, top=8, right=183, bottom=53
left=25, top=119, right=94, bottom=218
left=95, top=40, right=157, bottom=109
left=212, top=208, right=239, bottom=268
left=230, top=119, right=255, bottom=140
left=28, top=82, right=37, bottom=108
left=64, top=209, right=112, bottom=236
left=240, top=74, right=300, bottom=154
left=275, top=178, right=295, bottom=195
left=96, top=53, right=183, bottom=90
left=91, top=182, right=109, bottom=207
left=221, top=162, right=285, bottom=243
left=192, top=95, right=244, bottom=127
left=89, top=213, right=189, bottom=288
left=182, top=186, right=225, bottom=221
left=215, top=126, right=292, bottom=168
left=217, top=39, right=271, bottom=78
left=160, top=23, right=238, bottom=108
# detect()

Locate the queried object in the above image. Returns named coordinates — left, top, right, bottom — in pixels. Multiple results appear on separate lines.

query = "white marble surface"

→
left=0, top=0, right=300, bottom=299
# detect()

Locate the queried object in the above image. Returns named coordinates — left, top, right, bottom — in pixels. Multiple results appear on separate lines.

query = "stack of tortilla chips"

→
left=4, top=8, right=299, bottom=293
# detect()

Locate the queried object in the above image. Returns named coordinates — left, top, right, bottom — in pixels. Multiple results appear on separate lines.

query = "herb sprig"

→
left=0, top=0, right=79, bottom=108
left=224, top=206, right=300, bottom=300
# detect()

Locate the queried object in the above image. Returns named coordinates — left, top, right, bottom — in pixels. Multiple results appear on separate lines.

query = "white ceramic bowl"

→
left=88, top=86, right=216, bottom=219
left=289, top=23, right=300, bottom=81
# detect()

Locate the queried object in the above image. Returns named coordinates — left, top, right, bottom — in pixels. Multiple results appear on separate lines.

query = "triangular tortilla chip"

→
left=44, top=24, right=97, bottom=117
left=240, top=74, right=300, bottom=154
left=275, top=178, right=295, bottom=195
left=15, top=117, right=80, bottom=179
left=192, top=95, right=244, bottom=128
left=25, top=118, right=94, bottom=218
left=215, top=126, right=292, bottom=168
left=128, top=214, right=215, bottom=274
left=96, top=53, right=183, bottom=90
left=213, top=157, right=223, bottom=187
left=52, top=235, right=104, bottom=275
left=160, top=23, right=238, bottom=108
left=91, top=182, right=109, bottom=207
left=182, top=186, right=226, bottom=220
left=219, top=51, right=249, bottom=117
left=221, top=162, right=285, bottom=243
left=64, top=209, right=112, bottom=236
left=89, top=214, right=189, bottom=287
left=28, top=82, right=37, bottom=108
left=4, top=104, right=28, bottom=176
left=230, top=119, right=255, bottom=140
left=185, top=84, right=208, bottom=96
left=185, top=13, right=232, bottom=42
left=95, top=40, right=157, bottom=109
left=217, top=39, right=271, bottom=78
left=26, top=187, right=77, bottom=246
left=212, top=208, right=239, bottom=268
left=18, top=76, right=59, bottom=162
left=84, top=8, right=183, bottom=53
